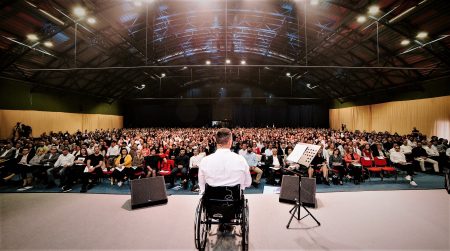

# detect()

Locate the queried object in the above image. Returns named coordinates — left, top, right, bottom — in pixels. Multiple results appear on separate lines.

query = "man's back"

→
left=198, top=148, right=252, bottom=193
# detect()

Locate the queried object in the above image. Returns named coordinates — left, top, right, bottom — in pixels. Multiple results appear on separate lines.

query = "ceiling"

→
left=1, top=0, right=449, bottom=103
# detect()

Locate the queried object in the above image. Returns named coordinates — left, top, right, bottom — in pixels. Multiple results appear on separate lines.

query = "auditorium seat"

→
left=374, top=157, right=397, bottom=182
left=361, top=157, right=382, bottom=181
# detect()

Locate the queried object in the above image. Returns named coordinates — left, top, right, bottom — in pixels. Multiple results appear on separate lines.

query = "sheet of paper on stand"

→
left=287, top=144, right=308, bottom=163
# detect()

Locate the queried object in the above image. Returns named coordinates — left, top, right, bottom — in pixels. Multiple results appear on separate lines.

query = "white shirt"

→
left=353, top=147, right=361, bottom=156
left=106, top=145, right=120, bottom=156
left=198, top=148, right=252, bottom=194
left=446, top=148, right=450, bottom=157
left=423, top=146, right=439, bottom=157
left=272, top=155, right=280, bottom=167
left=18, top=154, right=29, bottom=165
left=238, top=149, right=247, bottom=156
left=390, top=151, right=406, bottom=164
left=264, top=148, right=273, bottom=157
left=54, top=153, right=75, bottom=168
left=189, top=154, right=203, bottom=168
left=400, top=145, right=412, bottom=154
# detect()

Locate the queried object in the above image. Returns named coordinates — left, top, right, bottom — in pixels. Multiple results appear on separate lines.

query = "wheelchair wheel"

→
left=194, top=199, right=208, bottom=250
left=241, top=198, right=249, bottom=251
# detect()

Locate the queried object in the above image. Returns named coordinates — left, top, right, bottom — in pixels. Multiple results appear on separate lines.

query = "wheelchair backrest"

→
left=203, top=184, right=242, bottom=219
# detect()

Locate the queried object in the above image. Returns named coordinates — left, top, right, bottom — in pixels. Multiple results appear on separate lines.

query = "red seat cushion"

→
left=382, top=167, right=396, bottom=172
left=367, top=167, right=382, bottom=172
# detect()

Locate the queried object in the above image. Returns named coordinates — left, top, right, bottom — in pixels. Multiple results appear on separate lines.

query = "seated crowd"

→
left=0, top=127, right=449, bottom=192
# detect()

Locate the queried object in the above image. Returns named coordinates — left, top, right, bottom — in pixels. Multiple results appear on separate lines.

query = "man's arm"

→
left=54, top=156, right=61, bottom=168
left=198, top=159, right=206, bottom=194
left=67, top=155, right=75, bottom=166
left=241, top=157, right=252, bottom=189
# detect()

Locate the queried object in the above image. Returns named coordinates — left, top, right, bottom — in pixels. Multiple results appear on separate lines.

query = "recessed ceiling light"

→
left=416, top=31, right=428, bottom=39
left=240, top=60, right=246, bottom=65
left=26, top=34, right=38, bottom=41
left=161, top=73, right=166, bottom=77
left=356, top=16, right=367, bottom=23
left=73, top=6, right=86, bottom=18
left=205, top=60, right=211, bottom=65
left=87, top=17, right=96, bottom=24
left=43, top=41, right=53, bottom=47
left=182, top=66, right=187, bottom=70
left=286, top=72, right=291, bottom=77
left=225, top=59, right=231, bottom=64
left=400, top=39, right=410, bottom=46
left=368, top=5, right=379, bottom=15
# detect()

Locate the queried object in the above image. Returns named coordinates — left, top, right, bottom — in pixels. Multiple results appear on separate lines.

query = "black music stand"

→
left=285, top=144, right=321, bottom=228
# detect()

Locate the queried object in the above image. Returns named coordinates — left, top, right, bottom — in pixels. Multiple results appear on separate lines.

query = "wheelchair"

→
left=194, top=184, right=249, bottom=251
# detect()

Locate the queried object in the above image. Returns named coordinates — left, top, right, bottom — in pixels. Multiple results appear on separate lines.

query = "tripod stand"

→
left=286, top=176, right=320, bottom=228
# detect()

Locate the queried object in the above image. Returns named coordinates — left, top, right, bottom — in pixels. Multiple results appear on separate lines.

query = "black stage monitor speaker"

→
left=279, top=175, right=317, bottom=208
left=131, top=176, right=168, bottom=209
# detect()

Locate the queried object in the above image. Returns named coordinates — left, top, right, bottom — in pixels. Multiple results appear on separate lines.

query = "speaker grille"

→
left=279, top=175, right=316, bottom=208
left=131, top=176, right=168, bottom=209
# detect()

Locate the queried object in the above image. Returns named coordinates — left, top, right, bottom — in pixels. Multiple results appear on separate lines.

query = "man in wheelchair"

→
left=198, top=128, right=252, bottom=232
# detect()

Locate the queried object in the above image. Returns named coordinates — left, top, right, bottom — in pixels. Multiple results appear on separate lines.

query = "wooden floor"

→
left=1, top=190, right=449, bottom=250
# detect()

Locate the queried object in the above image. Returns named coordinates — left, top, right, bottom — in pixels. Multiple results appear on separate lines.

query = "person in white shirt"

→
left=198, top=128, right=252, bottom=233
left=189, top=149, right=203, bottom=192
left=351, top=142, right=362, bottom=156
left=390, top=146, right=417, bottom=186
left=242, top=147, right=263, bottom=187
left=106, top=141, right=120, bottom=168
left=446, top=148, right=450, bottom=158
left=238, top=143, right=248, bottom=156
left=423, top=141, right=439, bottom=157
left=49, top=147, right=74, bottom=191
left=400, top=140, right=412, bottom=154
left=199, top=128, right=252, bottom=194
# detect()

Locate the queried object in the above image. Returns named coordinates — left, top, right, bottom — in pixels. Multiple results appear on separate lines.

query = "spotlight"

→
left=356, top=16, right=367, bottom=23
left=73, top=6, right=86, bottom=18
left=240, top=60, right=246, bottom=65
left=26, top=34, right=38, bottom=41
left=141, top=84, right=145, bottom=88
left=286, top=72, right=291, bottom=77
left=182, top=66, right=187, bottom=70
left=87, top=17, right=96, bottom=24
left=310, top=0, right=319, bottom=5
left=205, top=60, right=211, bottom=65
left=43, top=41, right=53, bottom=47
left=400, top=39, right=410, bottom=46
left=368, top=5, right=379, bottom=15
left=225, top=59, right=231, bottom=64
left=416, top=31, right=428, bottom=39
left=161, top=73, right=166, bottom=77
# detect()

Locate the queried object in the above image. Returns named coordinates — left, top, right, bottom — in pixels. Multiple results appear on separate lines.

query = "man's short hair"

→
left=216, top=128, right=232, bottom=145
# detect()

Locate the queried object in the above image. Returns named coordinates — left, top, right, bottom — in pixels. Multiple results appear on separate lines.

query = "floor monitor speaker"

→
left=130, top=176, right=168, bottom=209
left=279, top=175, right=317, bottom=208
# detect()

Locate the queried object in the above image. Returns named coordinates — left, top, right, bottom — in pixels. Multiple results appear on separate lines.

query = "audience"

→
left=0, top=127, right=448, bottom=192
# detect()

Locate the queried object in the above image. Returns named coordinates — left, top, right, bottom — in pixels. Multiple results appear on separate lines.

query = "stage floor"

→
left=1, top=190, right=449, bottom=250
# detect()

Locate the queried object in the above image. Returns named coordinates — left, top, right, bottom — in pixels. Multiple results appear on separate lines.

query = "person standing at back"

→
left=198, top=128, right=252, bottom=194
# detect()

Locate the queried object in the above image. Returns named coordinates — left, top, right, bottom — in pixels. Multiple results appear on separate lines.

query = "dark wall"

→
left=124, top=99, right=329, bottom=128
left=0, top=78, right=122, bottom=115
